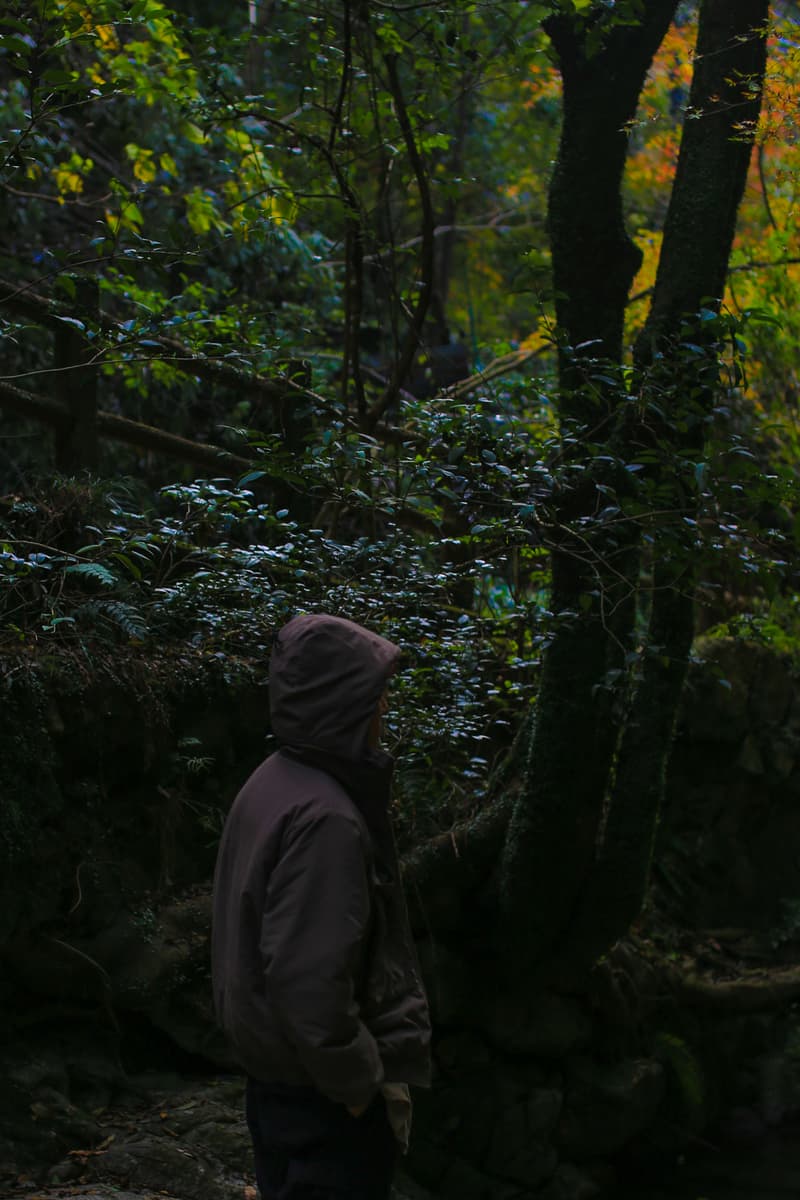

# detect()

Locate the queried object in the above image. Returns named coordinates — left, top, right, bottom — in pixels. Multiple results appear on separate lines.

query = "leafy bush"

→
left=0, top=449, right=546, bottom=837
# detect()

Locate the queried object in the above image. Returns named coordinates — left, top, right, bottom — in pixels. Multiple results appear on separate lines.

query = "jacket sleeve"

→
left=259, top=806, right=383, bottom=1107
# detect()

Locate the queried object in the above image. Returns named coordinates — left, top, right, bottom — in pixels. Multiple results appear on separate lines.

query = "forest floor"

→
left=6, top=1071, right=800, bottom=1200
left=4, top=1053, right=800, bottom=1200
left=1, top=1072, right=434, bottom=1200
left=5, top=928, right=800, bottom=1200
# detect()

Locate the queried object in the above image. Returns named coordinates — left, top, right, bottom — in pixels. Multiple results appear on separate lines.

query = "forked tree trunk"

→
left=561, top=0, right=771, bottom=968
left=499, top=0, right=768, bottom=982
left=499, top=0, right=678, bottom=973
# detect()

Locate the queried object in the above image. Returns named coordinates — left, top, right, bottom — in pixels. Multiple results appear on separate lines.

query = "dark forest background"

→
left=3, top=3, right=800, bottom=1196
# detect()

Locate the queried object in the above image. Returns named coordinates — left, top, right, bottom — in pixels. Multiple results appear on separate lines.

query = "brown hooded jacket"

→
left=211, top=614, right=431, bottom=1107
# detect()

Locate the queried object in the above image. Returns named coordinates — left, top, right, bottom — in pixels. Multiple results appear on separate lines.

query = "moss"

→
left=702, top=606, right=800, bottom=666
left=0, top=643, right=266, bottom=950
left=0, top=672, right=58, bottom=853
left=653, top=1030, right=708, bottom=1136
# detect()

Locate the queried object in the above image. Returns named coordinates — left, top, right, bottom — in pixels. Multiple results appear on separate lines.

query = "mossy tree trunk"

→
left=499, top=0, right=769, bottom=982
left=499, top=0, right=678, bottom=971
left=569, top=0, right=771, bottom=964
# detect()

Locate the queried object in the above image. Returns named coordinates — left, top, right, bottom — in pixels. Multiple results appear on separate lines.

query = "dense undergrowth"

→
left=0, top=448, right=546, bottom=840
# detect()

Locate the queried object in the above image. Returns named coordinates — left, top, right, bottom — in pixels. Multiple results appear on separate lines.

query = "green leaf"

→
left=65, top=562, right=117, bottom=587
left=1, top=35, right=33, bottom=58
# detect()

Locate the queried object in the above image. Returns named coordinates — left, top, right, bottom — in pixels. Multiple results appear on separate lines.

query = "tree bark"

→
left=637, top=0, right=770, bottom=353
left=54, top=278, right=98, bottom=471
left=548, top=0, right=769, bottom=980
left=500, top=1, right=678, bottom=975
left=546, top=1, right=679, bottom=387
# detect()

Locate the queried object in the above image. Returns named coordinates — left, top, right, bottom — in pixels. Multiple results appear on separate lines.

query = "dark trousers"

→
left=246, top=1077, right=397, bottom=1200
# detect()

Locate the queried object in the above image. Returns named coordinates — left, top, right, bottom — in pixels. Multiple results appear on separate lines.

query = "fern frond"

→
left=65, top=562, right=117, bottom=588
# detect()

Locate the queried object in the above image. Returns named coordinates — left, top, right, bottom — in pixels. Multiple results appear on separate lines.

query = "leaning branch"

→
left=0, top=278, right=318, bottom=409
left=0, top=380, right=257, bottom=475
left=673, top=965, right=800, bottom=1013
left=439, top=345, right=545, bottom=400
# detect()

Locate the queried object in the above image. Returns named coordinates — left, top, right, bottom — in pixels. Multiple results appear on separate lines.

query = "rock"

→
left=506, top=1145, right=559, bottom=1190
left=440, top=1087, right=495, bottom=1161
left=0, top=1089, right=64, bottom=1176
left=486, top=1098, right=526, bottom=1163
left=5, top=1048, right=70, bottom=1096
left=392, top=1169, right=438, bottom=1200
left=440, top=1156, right=503, bottom=1200
left=537, top=1161, right=603, bottom=1200
left=184, top=1116, right=252, bottom=1168
left=737, top=734, right=765, bottom=775
left=557, top=1057, right=665, bottom=1159
left=436, top=1031, right=492, bottom=1075
left=527, top=1087, right=563, bottom=1138
left=0, top=1056, right=104, bottom=1178
left=770, top=738, right=797, bottom=782
left=682, top=639, right=751, bottom=743
left=663, top=635, right=800, bottom=930
left=70, top=890, right=236, bottom=1067
left=410, top=882, right=462, bottom=934
left=717, top=1104, right=767, bottom=1146
left=85, top=1137, right=233, bottom=1200
left=415, top=941, right=469, bottom=1026
left=30, top=1086, right=100, bottom=1145
left=77, top=1078, right=254, bottom=1200
left=484, top=990, right=591, bottom=1058
left=111, top=1068, right=192, bottom=1111
left=47, top=1157, right=85, bottom=1184
left=21, top=1191, right=149, bottom=1200
left=748, top=648, right=793, bottom=727
left=405, top=1133, right=451, bottom=1189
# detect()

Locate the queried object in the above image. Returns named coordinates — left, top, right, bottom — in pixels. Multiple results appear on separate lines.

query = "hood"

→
left=269, top=613, right=401, bottom=762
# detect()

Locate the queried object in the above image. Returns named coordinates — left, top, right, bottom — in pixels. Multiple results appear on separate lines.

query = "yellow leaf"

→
left=181, top=121, right=207, bottom=146
left=94, top=23, right=119, bottom=50
left=133, top=156, right=156, bottom=183
left=52, top=166, right=84, bottom=196
left=105, top=201, right=143, bottom=235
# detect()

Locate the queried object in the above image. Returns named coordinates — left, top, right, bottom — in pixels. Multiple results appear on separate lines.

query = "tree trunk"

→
left=54, top=278, right=98, bottom=472
left=500, top=1, right=678, bottom=973
left=546, top=1, right=679, bottom=387
left=637, top=0, right=770, bottom=351
left=548, top=0, right=770, bottom=979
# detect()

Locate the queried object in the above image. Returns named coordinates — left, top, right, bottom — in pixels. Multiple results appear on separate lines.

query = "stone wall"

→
left=662, top=637, right=800, bottom=931
left=399, top=637, right=800, bottom=1198
left=0, top=649, right=269, bottom=1078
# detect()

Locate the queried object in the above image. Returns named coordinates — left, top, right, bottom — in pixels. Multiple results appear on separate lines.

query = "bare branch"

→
left=363, top=51, right=435, bottom=432
left=0, top=380, right=258, bottom=475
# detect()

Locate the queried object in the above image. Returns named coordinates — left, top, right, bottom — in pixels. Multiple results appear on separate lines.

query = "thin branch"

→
left=320, top=209, right=537, bottom=268
left=756, top=143, right=777, bottom=229
left=364, top=52, right=435, bottom=432
left=0, top=182, right=112, bottom=207
left=329, top=0, right=353, bottom=155
left=0, top=380, right=258, bottom=475
left=0, top=277, right=321, bottom=409
left=628, top=256, right=800, bottom=308
left=223, top=106, right=368, bottom=416
left=437, top=345, right=546, bottom=400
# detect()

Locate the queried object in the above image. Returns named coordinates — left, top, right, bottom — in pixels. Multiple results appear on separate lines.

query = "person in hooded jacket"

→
left=211, top=613, right=432, bottom=1200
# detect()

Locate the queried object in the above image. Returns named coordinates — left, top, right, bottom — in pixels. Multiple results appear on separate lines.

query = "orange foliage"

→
left=626, top=2, right=800, bottom=406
